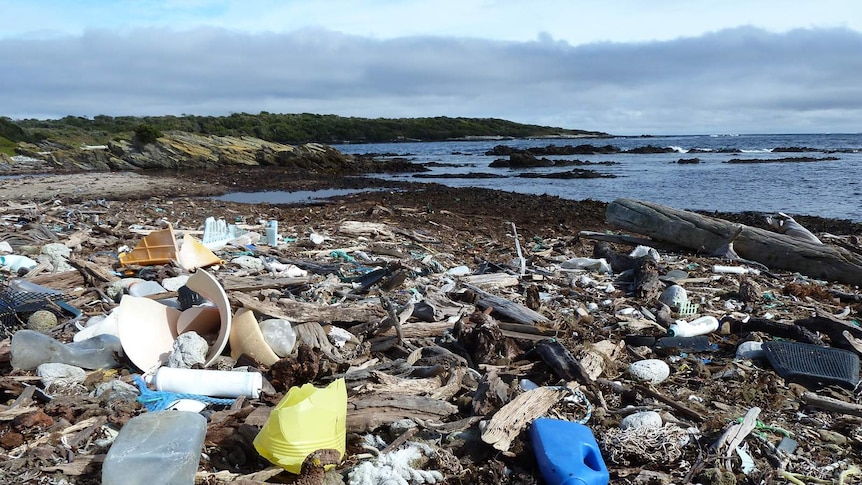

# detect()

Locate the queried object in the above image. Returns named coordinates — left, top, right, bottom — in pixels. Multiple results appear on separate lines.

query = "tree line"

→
left=5, top=113, right=607, bottom=146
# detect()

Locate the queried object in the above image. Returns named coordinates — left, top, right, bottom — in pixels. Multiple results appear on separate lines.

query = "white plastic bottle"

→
left=667, top=315, right=719, bottom=337
left=151, top=367, right=263, bottom=398
left=0, top=255, right=39, bottom=272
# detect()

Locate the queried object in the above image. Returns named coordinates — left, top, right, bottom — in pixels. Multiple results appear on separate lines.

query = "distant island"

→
left=1, top=113, right=609, bottom=153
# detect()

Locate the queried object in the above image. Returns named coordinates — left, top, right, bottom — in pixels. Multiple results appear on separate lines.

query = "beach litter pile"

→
left=0, top=191, right=861, bottom=485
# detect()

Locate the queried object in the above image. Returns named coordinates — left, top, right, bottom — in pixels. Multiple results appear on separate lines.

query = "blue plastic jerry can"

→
left=530, top=418, right=610, bottom=485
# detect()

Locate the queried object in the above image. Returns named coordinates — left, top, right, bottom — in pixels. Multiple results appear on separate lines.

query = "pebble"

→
left=735, top=341, right=765, bottom=360
left=620, top=411, right=663, bottom=430
left=37, top=363, right=86, bottom=388
left=628, top=359, right=671, bottom=384
left=231, top=255, right=264, bottom=270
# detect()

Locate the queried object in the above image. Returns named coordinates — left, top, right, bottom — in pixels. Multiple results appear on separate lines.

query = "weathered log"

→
left=229, top=291, right=385, bottom=324
left=463, top=284, right=549, bottom=325
left=347, top=394, right=458, bottom=432
left=802, top=391, right=862, bottom=417
left=606, top=198, right=862, bottom=286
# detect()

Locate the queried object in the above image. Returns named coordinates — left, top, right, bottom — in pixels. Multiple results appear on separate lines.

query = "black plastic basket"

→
left=763, top=341, right=860, bottom=389
left=0, top=281, right=66, bottom=336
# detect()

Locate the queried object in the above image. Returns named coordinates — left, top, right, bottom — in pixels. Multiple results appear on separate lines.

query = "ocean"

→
left=333, top=133, right=862, bottom=222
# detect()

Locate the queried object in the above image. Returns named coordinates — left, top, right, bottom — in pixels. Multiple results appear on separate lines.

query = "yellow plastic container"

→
left=119, top=226, right=178, bottom=266
left=253, top=378, right=346, bottom=474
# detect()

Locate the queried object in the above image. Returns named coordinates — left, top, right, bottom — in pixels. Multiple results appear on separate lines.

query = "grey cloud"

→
left=1, top=26, right=860, bottom=134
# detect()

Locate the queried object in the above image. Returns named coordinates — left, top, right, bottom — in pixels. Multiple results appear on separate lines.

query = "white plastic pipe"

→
left=151, top=367, right=262, bottom=398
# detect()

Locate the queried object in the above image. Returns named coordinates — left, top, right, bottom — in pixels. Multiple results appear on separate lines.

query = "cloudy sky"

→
left=1, top=1, right=861, bottom=135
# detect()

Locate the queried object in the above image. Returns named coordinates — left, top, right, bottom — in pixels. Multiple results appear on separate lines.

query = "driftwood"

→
left=606, top=198, right=862, bottom=286
left=347, top=394, right=458, bottom=432
left=578, top=230, right=684, bottom=251
left=229, top=291, right=385, bottom=324
left=218, top=275, right=310, bottom=292
left=795, top=309, right=862, bottom=353
left=464, top=284, right=549, bottom=325
left=480, top=387, right=567, bottom=452
left=802, top=391, right=862, bottom=417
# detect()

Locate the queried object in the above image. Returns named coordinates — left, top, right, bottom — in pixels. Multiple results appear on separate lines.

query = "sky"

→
left=1, top=1, right=861, bottom=135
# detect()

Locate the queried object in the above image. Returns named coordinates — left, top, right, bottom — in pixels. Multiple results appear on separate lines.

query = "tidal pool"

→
left=212, top=188, right=386, bottom=205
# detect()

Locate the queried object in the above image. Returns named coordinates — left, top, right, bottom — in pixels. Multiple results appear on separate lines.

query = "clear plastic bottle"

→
left=259, top=318, right=296, bottom=357
left=102, top=410, right=206, bottom=485
left=10, top=329, right=122, bottom=370
left=667, top=315, right=719, bottom=337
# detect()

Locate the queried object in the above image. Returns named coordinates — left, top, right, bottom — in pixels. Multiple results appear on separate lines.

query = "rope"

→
left=133, top=375, right=235, bottom=412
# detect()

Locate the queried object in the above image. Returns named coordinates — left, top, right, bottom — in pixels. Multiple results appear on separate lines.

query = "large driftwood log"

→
left=606, top=198, right=862, bottom=286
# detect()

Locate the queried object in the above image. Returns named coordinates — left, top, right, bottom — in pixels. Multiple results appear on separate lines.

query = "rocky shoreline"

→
left=1, top=140, right=861, bottom=484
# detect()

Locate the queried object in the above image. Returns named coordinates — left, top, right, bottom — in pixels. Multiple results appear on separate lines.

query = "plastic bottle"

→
left=151, top=367, right=263, bottom=398
left=0, top=255, right=39, bottom=272
left=712, top=265, right=759, bottom=275
left=259, top=318, right=296, bottom=357
left=102, top=410, right=206, bottom=485
left=265, top=220, right=279, bottom=245
left=10, top=329, right=123, bottom=370
left=530, top=417, right=609, bottom=485
left=667, top=315, right=719, bottom=338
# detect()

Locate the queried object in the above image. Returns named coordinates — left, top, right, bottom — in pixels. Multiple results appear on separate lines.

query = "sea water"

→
left=333, top=133, right=862, bottom=221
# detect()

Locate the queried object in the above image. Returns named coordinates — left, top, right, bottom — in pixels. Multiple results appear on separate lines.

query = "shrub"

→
left=133, top=124, right=163, bottom=145
left=0, top=136, right=16, bottom=156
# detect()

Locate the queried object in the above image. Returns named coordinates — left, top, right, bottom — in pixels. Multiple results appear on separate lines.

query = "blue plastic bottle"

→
left=530, top=418, right=609, bottom=485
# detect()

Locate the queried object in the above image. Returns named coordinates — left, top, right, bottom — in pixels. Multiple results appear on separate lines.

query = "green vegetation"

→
left=1, top=117, right=30, bottom=143
left=1, top=117, right=30, bottom=153
left=0, top=136, right=16, bottom=156
left=11, top=113, right=608, bottom=145
left=133, top=124, right=163, bottom=145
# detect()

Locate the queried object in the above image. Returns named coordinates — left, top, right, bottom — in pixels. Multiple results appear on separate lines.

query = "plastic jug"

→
left=10, top=329, right=122, bottom=370
left=530, top=418, right=609, bottom=485
left=102, top=410, right=206, bottom=485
